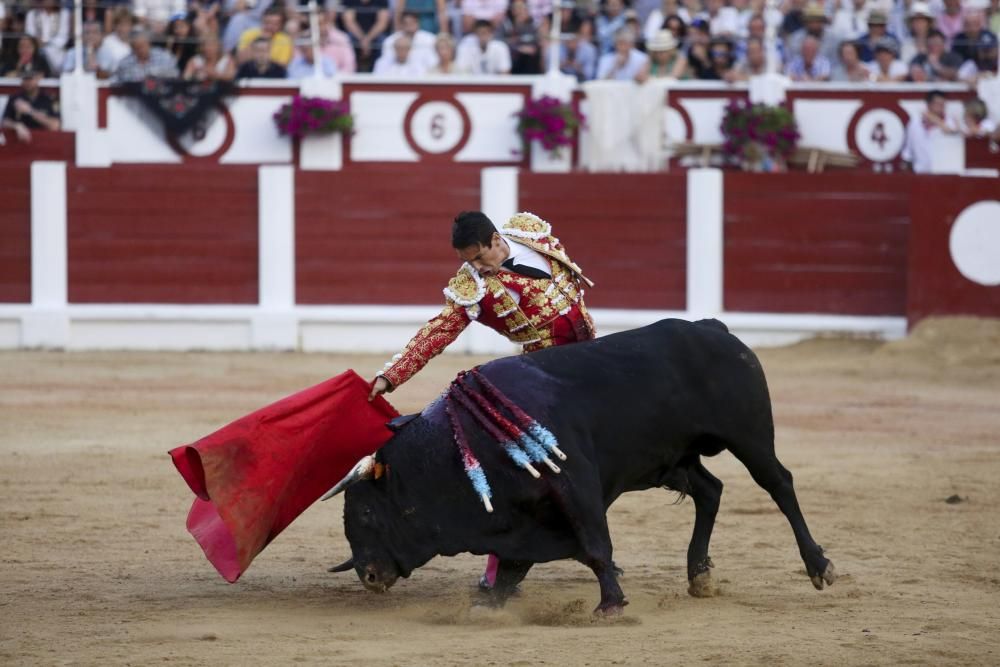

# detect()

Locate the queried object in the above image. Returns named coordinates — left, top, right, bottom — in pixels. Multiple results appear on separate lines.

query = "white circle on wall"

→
left=853, top=109, right=905, bottom=163
left=409, top=101, right=465, bottom=154
left=176, top=110, right=227, bottom=157
left=949, top=200, right=1000, bottom=286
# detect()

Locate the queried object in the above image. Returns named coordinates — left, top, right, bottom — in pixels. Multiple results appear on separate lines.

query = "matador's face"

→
left=456, top=233, right=509, bottom=278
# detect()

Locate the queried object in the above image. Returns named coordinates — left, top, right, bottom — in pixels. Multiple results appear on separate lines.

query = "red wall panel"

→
left=518, top=173, right=687, bottom=310
left=724, top=172, right=912, bottom=316
left=67, top=165, right=258, bottom=303
left=296, top=166, right=481, bottom=304
left=907, top=176, right=1000, bottom=325
left=0, top=165, right=32, bottom=303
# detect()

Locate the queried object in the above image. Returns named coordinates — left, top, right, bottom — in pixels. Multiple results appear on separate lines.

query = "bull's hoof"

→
left=688, top=570, right=719, bottom=598
left=593, top=601, right=627, bottom=617
left=810, top=561, right=838, bottom=590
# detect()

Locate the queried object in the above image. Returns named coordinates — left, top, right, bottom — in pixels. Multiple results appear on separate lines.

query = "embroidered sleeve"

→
left=379, top=301, right=471, bottom=389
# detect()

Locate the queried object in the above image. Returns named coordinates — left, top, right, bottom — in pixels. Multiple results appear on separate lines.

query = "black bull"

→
left=325, top=318, right=837, bottom=614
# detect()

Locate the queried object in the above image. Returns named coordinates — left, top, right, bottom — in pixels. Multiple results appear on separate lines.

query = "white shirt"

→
left=902, top=114, right=957, bottom=173
left=382, top=30, right=439, bottom=70
left=372, top=54, right=429, bottom=77
left=456, top=35, right=512, bottom=75
left=502, top=239, right=551, bottom=304
left=97, top=33, right=132, bottom=73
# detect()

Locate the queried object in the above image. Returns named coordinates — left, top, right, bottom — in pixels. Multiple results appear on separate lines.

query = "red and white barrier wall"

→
left=2, top=161, right=997, bottom=353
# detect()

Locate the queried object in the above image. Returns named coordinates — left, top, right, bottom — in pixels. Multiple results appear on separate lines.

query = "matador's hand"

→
left=369, top=376, right=390, bottom=401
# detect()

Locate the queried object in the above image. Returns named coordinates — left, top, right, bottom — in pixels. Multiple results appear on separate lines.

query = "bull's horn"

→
left=327, top=558, right=355, bottom=573
left=321, top=455, right=376, bottom=501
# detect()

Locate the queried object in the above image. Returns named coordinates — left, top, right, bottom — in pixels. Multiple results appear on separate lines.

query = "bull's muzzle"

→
left=360, top=563, right=398, bottom=593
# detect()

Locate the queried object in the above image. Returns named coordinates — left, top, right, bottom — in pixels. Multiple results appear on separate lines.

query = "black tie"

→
left=502, top=258, right=550, bottom=280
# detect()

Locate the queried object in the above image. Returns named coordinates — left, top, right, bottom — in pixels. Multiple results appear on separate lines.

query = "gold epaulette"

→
left=443, top=263, right=486, bottom=307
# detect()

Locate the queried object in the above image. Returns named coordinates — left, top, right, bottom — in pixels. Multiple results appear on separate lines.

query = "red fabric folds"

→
left=168, top=370, right=399, bottom=583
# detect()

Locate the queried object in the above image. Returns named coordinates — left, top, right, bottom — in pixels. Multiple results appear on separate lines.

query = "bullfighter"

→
left=367, top=209, right=596, bottom=591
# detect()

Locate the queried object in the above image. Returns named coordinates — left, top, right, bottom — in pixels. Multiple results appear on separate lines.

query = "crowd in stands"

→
left=0, top=0, right=996, bottom=83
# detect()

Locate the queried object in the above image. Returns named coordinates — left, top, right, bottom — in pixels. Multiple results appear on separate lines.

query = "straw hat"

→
left=907, top=1, right=933, bottom=20
left=802, top=2, right=828, bottom=22
left=647, top=30, right=679, bottom=52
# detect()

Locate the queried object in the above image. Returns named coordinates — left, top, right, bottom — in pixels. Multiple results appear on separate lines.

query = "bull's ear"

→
left=327, top=558, right=354, bottom=573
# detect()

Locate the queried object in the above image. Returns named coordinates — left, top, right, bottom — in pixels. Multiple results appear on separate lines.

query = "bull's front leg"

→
left=584, top=555, right=627, bottom=616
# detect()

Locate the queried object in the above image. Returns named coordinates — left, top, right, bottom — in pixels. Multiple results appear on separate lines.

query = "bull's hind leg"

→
left=683, top=462, right=723, bottom=597
left=733, top=448, right=837, bottom=590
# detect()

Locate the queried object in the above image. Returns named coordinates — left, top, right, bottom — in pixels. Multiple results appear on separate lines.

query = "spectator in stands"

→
left=461, top=0, right=509, bottom=34
left=235, top=36, right=287, bottom=79
left=705, top=37, right=735, bottom=79
left=788, top=2, right=838, bottom=62
left=2, top=63, right=59, bottom=143
left=222, top=0, right=266, bottom=55
left=935, top=0, right=964, bottom=46
left=383, top=10, right=438, bottom=70
left=395, top=0, right=448, bottom=35
left=190, top=0, right=221, bottom=38
left=502, top=0, right=543, bottom=74
left=81, top=0, right=113, bottom=36
left=729, top=35, right=768, bottom=79
left=647, top=28, right=688, bottom=78
left=428, top=32, right=471, bottom=73
left=112, top=29, right=179, bottom=82
left=663, top=14, right=687, bottom=47
left=900, top=1, right=934, bottom=64
left=596, top=27, right=649, bottom=81
left=319, top=8, right=357, bottom=74
left=238, top=8, right=293, bottom=66
left=961, top=97, right=997, bottom=136
left=61, top=20, right=103, bottom=74
left=643, top=0, right=691, bottom=45
left=25, top=0, right=69, bottom=73
left=830, top=39, right=871, bottom=81
left=951, top=10, right=998, bottom=64
left=735, top=13, right=784, bottom=65
left=921, top=28, right=951, bottom=79
left=456, top=19, right=512, bottom=73
left=902, top=89, right=958, bottom=173
left=856, top=10, right=899, bottom=62
left=596, top=0, right=629, bottom=53
left=287, top=34, right=338, bottom=78
left=871, top=36, right=906, bottom=81
left=907, top=57, right=930, bottom=82
left=831, top=0, right=868, bottom=42
left=558, top=20, right=599, bottom=80
left=990, top=0, right=1000, bottom=35
left=165, top=14, right=197, bottom=73
left=779, top=0, right=808, bottom=41
left=183, top=34, right=236, bottom=81
left=704, top=0, right=740, bottom=38
left=3, top=34, right=52, bottom=79
left=373, top=33, right=429, bottom=75
left=343, top=0, right=392, bottom=72
left=133, top=0, right=187, bottom=36
left=98, top=9, right=134, bottom=78
left=686, top=18, right=714, bottom=78
left=785, top=33, right=831, bottom=80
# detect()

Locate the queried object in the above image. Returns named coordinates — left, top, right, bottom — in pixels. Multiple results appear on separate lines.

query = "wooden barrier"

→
left=723, top=172, right=913, bottom=316
left=66, top=165, right=259, bottom=303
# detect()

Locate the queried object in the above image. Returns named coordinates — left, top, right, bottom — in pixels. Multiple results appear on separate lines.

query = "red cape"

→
left=169, top=370, right=399, bottom=582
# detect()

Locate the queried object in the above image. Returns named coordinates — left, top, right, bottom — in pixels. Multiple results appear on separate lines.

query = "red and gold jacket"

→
left=379, top=212, right=596, bottom=389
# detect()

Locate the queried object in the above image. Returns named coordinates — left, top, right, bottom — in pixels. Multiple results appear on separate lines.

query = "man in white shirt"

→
left=98, top=10, right=134, bottom=77
left=381, top=11, right=438, bottom=71
left=373, top=34, right=430, bottom=76
left=902, top=89, right=959, bottom=173
left=702, top=0, right=741, bottom=37
left=596, top=27, right=650, bottom=81
left=831, top=0, right=870, bottom=41
left=456, top=20, right=512, bottom=74
left=461, top=0, right=509, bottom=33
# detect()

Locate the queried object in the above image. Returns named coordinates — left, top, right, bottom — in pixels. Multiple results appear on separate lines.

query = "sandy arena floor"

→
left=2, top=318, right=999, bottom=666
